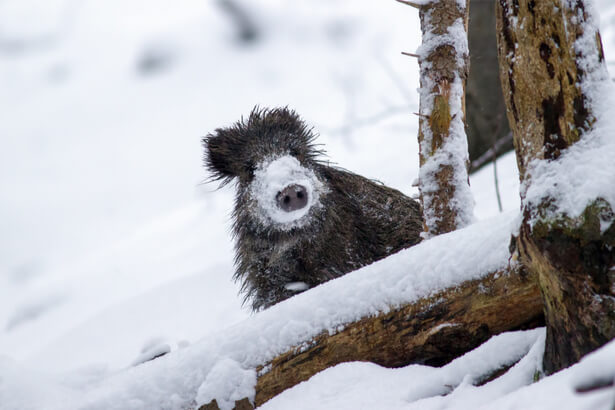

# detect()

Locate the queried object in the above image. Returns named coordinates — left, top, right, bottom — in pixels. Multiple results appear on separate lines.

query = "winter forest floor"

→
left=1, top=0, right=615, bottom=409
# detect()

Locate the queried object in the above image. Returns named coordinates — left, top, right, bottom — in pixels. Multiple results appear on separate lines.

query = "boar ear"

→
left=203, top=130, right=241, bottom=184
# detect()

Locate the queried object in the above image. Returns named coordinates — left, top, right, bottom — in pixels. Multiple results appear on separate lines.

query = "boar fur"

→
left=204, top=107, right=423, bottom=311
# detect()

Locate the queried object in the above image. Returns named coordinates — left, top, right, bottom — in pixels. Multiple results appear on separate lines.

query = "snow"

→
left=404, top=329, right=544, bottom=403
left=130, top=339, right=172, bottom=367
left=487, top=343, right=615, bottom=410
left=1, top=210, right=520, bottom=409
left=0, top=0, right=614, bottom=409
left=470, top=151, right=521, bottom=219
left=250, top=155, right=326, bottom=228
left=1, top=201, right=244, bottom=370
left=416, top=17, right=469, bottom=68
left=195, top=359, right=256, bottom=410
left=571, top=338, right=615, bottom=393
left=284, top=282, right=310, bottom=292
left=0, top=357, right=79, bottom=410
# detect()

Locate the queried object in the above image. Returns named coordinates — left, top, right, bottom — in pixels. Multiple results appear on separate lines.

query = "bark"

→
left=415, top=0, right=474, bottom=236
left=200, top=265, right=542, bottom=409
left=495, top=0, right=606, bottom=176
left=466, top=0, right=512, bottom=166
left=496, top=0, right=615, bottom=374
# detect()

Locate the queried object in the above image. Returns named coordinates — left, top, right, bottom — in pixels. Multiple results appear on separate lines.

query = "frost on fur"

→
left=250, top=155, right=326, bottom=229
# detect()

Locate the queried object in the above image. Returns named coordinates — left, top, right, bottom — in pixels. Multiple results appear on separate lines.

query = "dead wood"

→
left=199, top=265, right=541, bottom=409
left=253, top=266, right=541, bottom=407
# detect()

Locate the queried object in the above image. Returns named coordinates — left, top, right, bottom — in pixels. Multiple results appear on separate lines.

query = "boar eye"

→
left=245, top=162, right=256, bottom=177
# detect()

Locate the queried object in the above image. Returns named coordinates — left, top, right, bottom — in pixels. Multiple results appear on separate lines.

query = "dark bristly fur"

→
left=204, top=107, right=423, bottom=311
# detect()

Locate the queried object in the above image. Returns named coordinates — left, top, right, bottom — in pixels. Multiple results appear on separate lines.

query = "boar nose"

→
left=276, top=184, right=308, bottom=212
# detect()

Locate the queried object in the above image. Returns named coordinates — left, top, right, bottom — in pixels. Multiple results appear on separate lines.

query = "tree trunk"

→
left=413, top=0, right=475, bottom=236
left=496, top=0, right=615, bottom=374
left=466, top=0, right=512, bottom=168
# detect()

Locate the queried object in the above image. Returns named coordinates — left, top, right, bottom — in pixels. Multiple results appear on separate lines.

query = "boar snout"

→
left=276, top=184, right=308, bottom=212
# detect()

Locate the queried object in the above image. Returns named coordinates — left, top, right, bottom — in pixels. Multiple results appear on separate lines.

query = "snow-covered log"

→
left=249, top=265, right=542, bottom=408
left=197, top=213, right=543, bottom=409
left=200, top=267, right=541, bottom=409
left=409, top=0, right=475, bottom=236
left=496, top=0, right=615, bottom=374
left=200, top=266, right=541, bottom=409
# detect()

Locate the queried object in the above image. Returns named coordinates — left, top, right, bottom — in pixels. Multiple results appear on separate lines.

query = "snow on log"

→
left=250, top=264, right=542, bottom=408
left=496, top=0, right=615, bottom=374
left=406, top=0, right=475, bottom=237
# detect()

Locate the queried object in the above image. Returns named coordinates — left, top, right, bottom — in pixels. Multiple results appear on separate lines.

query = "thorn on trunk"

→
left=402, top=51, right=420, bottom=58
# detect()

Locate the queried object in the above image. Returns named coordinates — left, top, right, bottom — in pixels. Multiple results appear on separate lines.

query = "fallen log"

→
left=200, top=264, right=543, bottom=409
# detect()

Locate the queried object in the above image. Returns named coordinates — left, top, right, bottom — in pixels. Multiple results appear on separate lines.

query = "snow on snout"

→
left=250, top=155, right=325, bottom=228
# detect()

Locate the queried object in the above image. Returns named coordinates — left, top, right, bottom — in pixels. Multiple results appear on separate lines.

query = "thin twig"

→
left=489, top=114, right=506, bottom=213
left=376, top=55, right=415, bottom=106
left=394, top=0, right=422, bottom=9
left=469, top=132, right=513, bottom=172
left=401, top=51, right=420, bottom=58
left=493, top=148, right=503, bottom=213
left=320, top=106, right=415, bottom=136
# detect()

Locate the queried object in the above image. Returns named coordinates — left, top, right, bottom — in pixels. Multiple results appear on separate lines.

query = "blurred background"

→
left=0, top=0, right=613, bottom=375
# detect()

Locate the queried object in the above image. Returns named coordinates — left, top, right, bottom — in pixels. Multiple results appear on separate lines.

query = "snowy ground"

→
left=0, top=0, right=614, bottom=409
